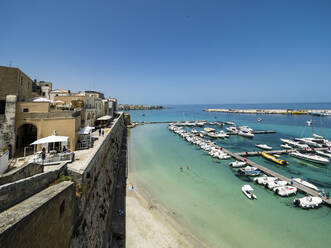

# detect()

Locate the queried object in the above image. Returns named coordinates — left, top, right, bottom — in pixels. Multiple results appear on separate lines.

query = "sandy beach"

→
left=126, top=177, right=206, bottom=248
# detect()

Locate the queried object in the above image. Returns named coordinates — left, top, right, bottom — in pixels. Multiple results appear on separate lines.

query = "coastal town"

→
left=0, top=65, right=131, bottom=247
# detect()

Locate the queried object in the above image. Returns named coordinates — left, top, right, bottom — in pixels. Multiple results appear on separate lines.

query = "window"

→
left=42, top=92, right=45, bottom=96
left=0, top=100, right=5, bottom=114
left=20, top=76, right=23, bottom=86
left=23, top=108, right=29, bottom=112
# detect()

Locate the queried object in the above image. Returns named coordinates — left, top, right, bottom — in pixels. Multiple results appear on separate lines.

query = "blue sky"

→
left=1, top=0, right=331, bottom=104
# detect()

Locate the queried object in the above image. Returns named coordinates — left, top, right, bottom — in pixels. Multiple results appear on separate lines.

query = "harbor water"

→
left=128, top=104, right=331, bottom=248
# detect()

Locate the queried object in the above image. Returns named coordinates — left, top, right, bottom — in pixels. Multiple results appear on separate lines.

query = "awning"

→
left=97, top=115, right=112, bottom=121
left=32, top=97, right=53, bottom=103
left=78, top=126, right=95, bottom=135
left=30, top=135, right=68, bottom=145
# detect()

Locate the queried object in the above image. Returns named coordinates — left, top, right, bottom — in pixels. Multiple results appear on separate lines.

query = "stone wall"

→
left=0, top=181, right=75, bottom=248
left=69, top=113, right=126, bottom=248
left=0, top=163, right=67, bottom=212
left=1, top=95, right=17, bottom=156
left=0, top=162, right=43, bottom=186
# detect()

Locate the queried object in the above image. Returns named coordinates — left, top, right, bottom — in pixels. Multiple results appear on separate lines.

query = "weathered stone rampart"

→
left=68, top=113, right=126, bottom=248
left=0, top=163, right=67, bottom=212
left=0, top=162, right=43, bottom=186
left=0, top=181, right=75, bottom=248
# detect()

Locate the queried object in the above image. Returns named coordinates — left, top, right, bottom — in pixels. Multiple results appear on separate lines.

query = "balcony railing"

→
left=29, top=151, right=74, bottom=165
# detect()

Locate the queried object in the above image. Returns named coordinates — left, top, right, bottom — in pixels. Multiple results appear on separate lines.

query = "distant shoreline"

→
left=118, top=104, right=169, bottom=110
left=204, top=108, right=331, bottom=115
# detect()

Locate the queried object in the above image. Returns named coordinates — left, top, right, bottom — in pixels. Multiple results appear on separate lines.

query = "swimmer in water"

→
left=186, top=165, right=190, bottom=170
left=180, top=167, right=183, bottom=172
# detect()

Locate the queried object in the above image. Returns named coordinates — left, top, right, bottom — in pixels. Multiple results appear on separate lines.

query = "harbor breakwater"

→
left=0, top=113, right=128, bottom=248
left=205, top=108, right=331, bottom=115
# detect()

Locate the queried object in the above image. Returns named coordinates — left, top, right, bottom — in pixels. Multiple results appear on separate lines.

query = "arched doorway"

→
left=16, top=124, right=37, bottom=156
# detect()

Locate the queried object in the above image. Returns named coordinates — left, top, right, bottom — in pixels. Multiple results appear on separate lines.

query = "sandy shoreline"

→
left=126, top=176, right=207, bottom=248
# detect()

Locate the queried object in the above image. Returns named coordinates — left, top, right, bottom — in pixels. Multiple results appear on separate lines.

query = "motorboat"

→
left=313, top=133, right=324, bottom=139
left=241, top=185, right=257, bottom=199
left=280, top=144, right=292, bottom=149
left=229, top=160, right=246, bottom=168
left=253, top=176, right=277, bottom=185
left=226, top=126, right=238, bottom=133
left=191, top=129, right=198, bottom=134
left=273, top=186, right=297, bottom=196
left=238, top=126, right=253, bottom=132
left=293, top=196, right=323, bottom=209
left=290, top=151, right=329, bottom=164
left=261, top=152, right=289, bottom=166
left=216, top=131, right=229, bottom=138
left=257, top=118, right=262, bottom=122
left=266, top=180, right=287, bottom=189
left=280, top=139, right=309, bottom=149
left=316, top=150, right=331, bottom=158
left=239, top=166, right=261, bottom=176
left=306, top=120, right=312, bottom=126
left=255, top=144, right=272, bottom=150
left=225, top=121, right=235, bottom=125
left=295, top=138, right=323, bottom=148
left=238, top=130, right=254, bottom=138
left=204, top=127, right=215, bottom=132
left=292, top=178, right=319, bottom=191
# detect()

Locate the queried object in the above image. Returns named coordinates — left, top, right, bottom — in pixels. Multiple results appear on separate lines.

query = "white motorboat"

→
left=280, top=139, right=309, bottom=149
left=239, top=166, right=261, bottom=176
left=316, top=150, right=331, bottom=158
left=306, top=120, right=312, bottom=126
left=293, top=196, right=323, bottom=209
left=216, top=131, right=229, bottom=138
left=241, top=185, right=257, bottom=199
left=255, top=144, right=272, bottom=150
left=313, top=133, right=324, bottom=139
left=226, top=126, right=238, bottom=133
left=280, top=144, right=292, bottom=149
left=273, top=186, right=297, bottom=196
left=191, top=129, right=198, bottom=134
left=229, top=160, right=246, bottom=168
left=266, top=180, right=287, bottom=189
left=238, top=126, right=253, bottom=132
left=290, top=151, right=329, bottom=164
left=292, top=178, right=319, bottom=191
left=295, top=138, right=323, bottom=148
left=226, top=121, right=235, bottom=125
left=253, top=176, right=277, bottom=185
left=204, top=127, right=215, bottom=132
left=257, top=118, right=262, bottom=122
left=238, top=130, right=254, bottom=138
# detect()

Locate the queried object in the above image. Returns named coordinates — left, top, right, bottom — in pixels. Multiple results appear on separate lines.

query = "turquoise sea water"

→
left=128, top=104, right=331, bottom=248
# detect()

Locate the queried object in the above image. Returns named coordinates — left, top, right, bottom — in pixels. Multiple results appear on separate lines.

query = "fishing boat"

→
left=280, top=144, right=292, bottom=149
left=273, top=186, right=297, bottom=196
left=261, top=152, right=289, bottom=166
left=255, top=144, right=272, bottom=150
left=238, top=130, right=254, bottom=138
left=229, top=160, right=246, bottom=168
left=293, top=196, right=323, bottom=209
left=241, top=185, right=257, bottom=199
left=290, top=151, right=329, bottom=164
left=292, top=178, right=319, bottom=191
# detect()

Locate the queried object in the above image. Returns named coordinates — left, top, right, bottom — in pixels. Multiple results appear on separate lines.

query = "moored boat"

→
left=261, top=152, right=289, bottom=166
left=238, top=130, right=254, bottom=138
left=293, top=196, right=323, bottom=209
left=273, top=185, right=297, bottom=196
left=255, top=144, right=272, bottom=150
left=290, top=151, right=329, bottom=164
left=241, top=185, right=257, bottom=199
left=292, top=178, right=319, bottom=191
left=229, top=160, right=246, bottom=168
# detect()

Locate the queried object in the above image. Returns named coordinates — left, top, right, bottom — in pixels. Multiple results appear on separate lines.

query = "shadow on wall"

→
left=109, top=128, right=127, bottom=247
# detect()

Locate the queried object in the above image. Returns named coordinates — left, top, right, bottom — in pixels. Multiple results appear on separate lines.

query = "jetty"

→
left=220, top=147, right=331, bottom=207
left=204, top=108, right=331, bottom=116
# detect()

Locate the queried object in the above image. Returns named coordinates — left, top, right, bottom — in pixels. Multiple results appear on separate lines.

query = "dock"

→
left=220, top=147, right=331, bottom=206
